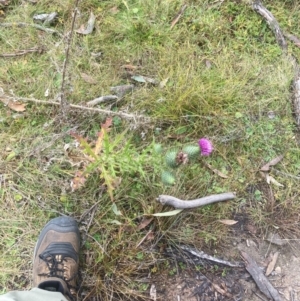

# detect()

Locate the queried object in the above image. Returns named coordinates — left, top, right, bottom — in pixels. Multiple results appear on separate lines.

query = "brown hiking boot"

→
left=33, top=216, right=80, bottom=301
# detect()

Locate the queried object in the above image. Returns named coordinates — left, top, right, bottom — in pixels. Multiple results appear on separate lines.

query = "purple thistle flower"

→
left=198, top=138, right=213, bottom=156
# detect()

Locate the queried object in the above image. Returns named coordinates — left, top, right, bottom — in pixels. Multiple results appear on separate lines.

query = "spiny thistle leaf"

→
left=94, top=117, right=112, bottom=155
left=182, top=145, right=200, bottom=159
left=165, top=150, right=179, bottom=168
left=161, top=170, right=176, bottom=185
left=153, top=143, right=163, bottom=154
left=70, top=132, right=97, bottom=160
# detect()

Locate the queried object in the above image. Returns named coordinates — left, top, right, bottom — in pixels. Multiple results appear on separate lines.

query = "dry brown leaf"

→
left=121, top=64, right=138, bottom=71
left=267, top=175, right=284, bottom=187
left=71, top=171, right=87, bottom=191
left=146, top=231, right=155, bottom=241
left=260, top=155, right=284, bottom=171
left=109, top=6, right=119, bottom=14
left=136, top=230, right=153, bottom=247
left=81, top=72, right=97, bottom=84
left=0, top=0, right=9, bottom=6
left=137, top=217, right=154, bottom=230
left=0, top=98, right=26, bottom=112
left=170, top=4, right=187, bottom=29
left=212, top=283, right=232, bottom=298
left=218, top=219, right=238, bottom=226
left=266, top=252, right=279, bottom=276
left=203, top=162, right=228, bottom=178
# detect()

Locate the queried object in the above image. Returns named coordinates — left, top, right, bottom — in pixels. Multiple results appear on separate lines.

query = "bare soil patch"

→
left=150, top=214, right=300, bottom=301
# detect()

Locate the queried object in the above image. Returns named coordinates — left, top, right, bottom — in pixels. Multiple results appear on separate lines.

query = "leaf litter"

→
left=0, top=98, right=26, bottom=112
left=76, top=12, right=96, bottom=35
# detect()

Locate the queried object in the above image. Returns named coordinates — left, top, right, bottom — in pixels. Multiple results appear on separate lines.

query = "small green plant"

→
left=70, top=118, right=162, bottom=200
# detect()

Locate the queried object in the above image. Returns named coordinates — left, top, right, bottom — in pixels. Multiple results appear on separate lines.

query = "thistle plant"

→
left=161, top=138, right=214, bottom=185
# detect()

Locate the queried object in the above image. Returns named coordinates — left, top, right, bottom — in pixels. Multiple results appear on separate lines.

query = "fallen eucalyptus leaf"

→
left=266, top=252, right=279, bottom=276
left=121, top=64, right=137, bottom=70
left=266, top=174, right=284, bottom=187
left=203, top=162, right=228, bottom=178
left=260, top=155, right=284, bottom=171
left=76, top=12, right=96, bottom=35
left=112, top=203, right=122, bottom=216
left=152, top=209, right=183, bottom=217
left=33, top=12, right=58, bottom=26
left=218, top=219, right=238, bottom=225
left=131, top=75, right=158, bottom=84
left=137, top=217, right=153, bottom=230
left=109, top=220, right=123, bottom=225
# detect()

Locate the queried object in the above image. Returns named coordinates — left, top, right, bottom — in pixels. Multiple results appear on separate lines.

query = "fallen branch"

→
left=241, top=251, right=283, bottom=301
left=157, top=192, right=236, bottom=209
left=252, top=1, right=287, bottom=51
left=0, top=22, right=62, bottom=36
left=252, top=2, right=300, bottom=129
left=0, top=94, right=150, bottom=121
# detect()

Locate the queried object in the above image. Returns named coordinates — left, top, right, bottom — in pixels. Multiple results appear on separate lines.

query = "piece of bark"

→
left=110, top=84, right=134, bottom=97
left=252, top=1, right=287, bottom=51
left=284, top=33, right=300, bottom=48
left=241, top=251, right=283, bottom=301
left=157, top=192, right=235, bottom=209
left=266, top=252, right=279, bottom=276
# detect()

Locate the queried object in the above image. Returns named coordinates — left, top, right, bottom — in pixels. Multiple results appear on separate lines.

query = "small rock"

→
left=274, top=266, right=281, bottom=274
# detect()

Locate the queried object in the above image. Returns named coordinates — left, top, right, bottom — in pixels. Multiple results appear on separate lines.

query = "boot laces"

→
left=38, top=252, right=77, bottom=297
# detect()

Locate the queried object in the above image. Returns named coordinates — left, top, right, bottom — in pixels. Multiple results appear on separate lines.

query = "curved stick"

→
left=157, top=192, right=236, bottom=209
left=252, top=1, right=287, bottom=51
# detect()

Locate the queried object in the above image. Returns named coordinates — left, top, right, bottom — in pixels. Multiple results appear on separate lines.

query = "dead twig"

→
left=157, top=192, right=236, bottom=209
left=241, top=251, right=283, bottom=301
left=0, top=94, right=150, bottom=121
left=179, top=245, right=244, bottom=268
left=59, top=0, right=80, bottom=118
left=293, top=70, right=300, bottom=128
left=0, top=22, right=62, bottom=36
left=252, top=1, right=287, bottom=51
left=0, top=47, right=44, bottom=57
left=86, top=95, right=118, bottom=107
left=170, top=4, right=187, bottom=29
